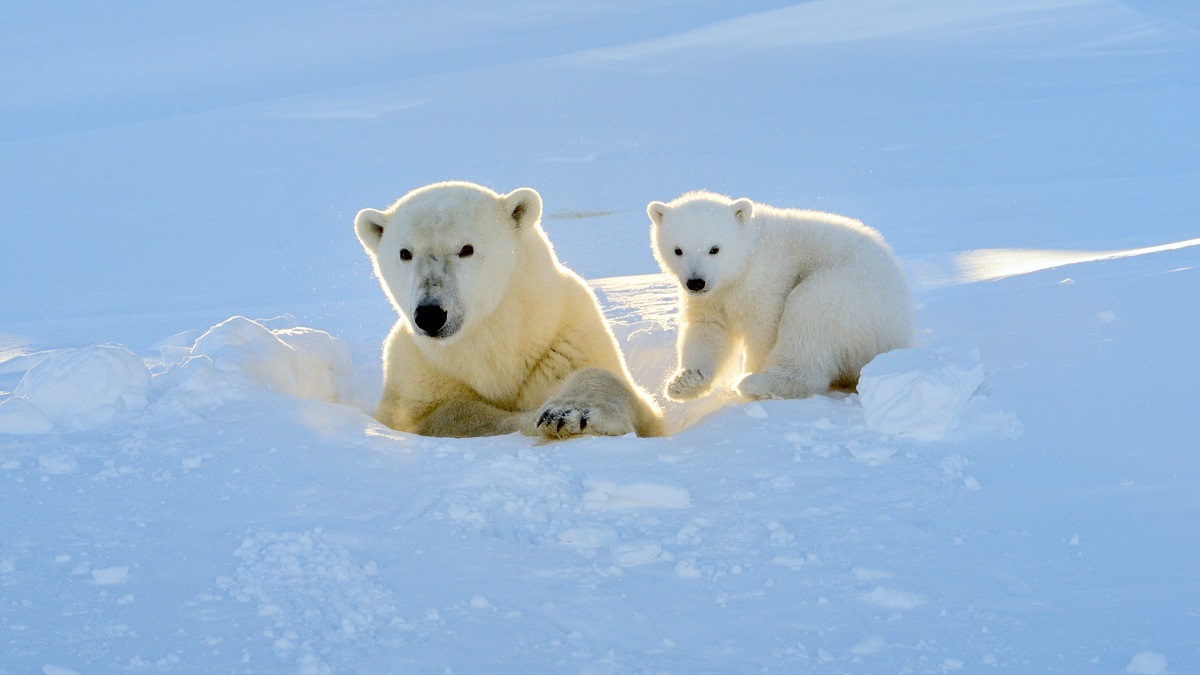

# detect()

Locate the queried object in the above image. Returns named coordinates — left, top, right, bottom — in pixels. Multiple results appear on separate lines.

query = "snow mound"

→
left=583, top=480, right=692, bottom=511
left=155, top=317, right=358, bottom=413
left=0, top=396, right=55, bottom=434
left=860, top=586, right=927, bottom=610
left=272, top=327, right=359, bottom=403
left=0, top=318, right=361, bottom=434
left=1126, top=651, right=1169, bottom=674
left=188, top=317, right=355, bottom=402
left=2, top=345, right=151, bottom=432
left=858, top=337, right=984, bottom=441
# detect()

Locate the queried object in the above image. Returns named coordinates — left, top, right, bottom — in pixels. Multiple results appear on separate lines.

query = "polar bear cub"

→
left=355, top=181, right=663, bottom=439
left=648, top=191, right=914, bottom=401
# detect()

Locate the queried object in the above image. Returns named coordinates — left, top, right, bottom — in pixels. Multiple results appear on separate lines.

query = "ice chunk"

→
left=91, top=566, right=130, bottom=585
left=850, top=634, right=888, bottom=655
left=189, top=317, right=302, bottom=396
left=165, top=317, right=357, bottom=407
left=858, top=337, right=984, bottom=441
left=273, top=327, right=357, bottom=403
left=0, top=396, right=55, bottom=434
left=611, top=541, right=667, bottom=567
left=1126, top=651, right=1168, bottom=674
left=38, top=454, right=78, bottom=474
left=10, top=345, right=151, bottom=431
left=154, top=328, right=202, bottom=367
left=582, top=480, right=691, bottom=510
left=860, top=586, right=926, bottom=610
left=558, top=525, right=621, bottom=550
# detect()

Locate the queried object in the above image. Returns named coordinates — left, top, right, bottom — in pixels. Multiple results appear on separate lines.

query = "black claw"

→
left=579, top=412, right=588, bottom=431
left=556, top=416, right=566, bottom=432
left=538, top=410, right=551, bottom=427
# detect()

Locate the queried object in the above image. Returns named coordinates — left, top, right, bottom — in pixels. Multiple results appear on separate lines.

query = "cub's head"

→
left=648, top=191, right=755, bottom=296
left=355, top=181, right=543, bottom=341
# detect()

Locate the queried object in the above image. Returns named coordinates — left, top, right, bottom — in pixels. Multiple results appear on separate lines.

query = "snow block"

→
left=184, top=317, right=356, bottom=404
left=1126, top=651, right=1169, bottom=675
left=0, top=396, right=55, bottom=434
left=582, top=480, right=692, bottom=511
left=10, top=345, right=151, bottom=431
left=189, top=316, right=302, bottom=396
left=858, top=337, right=984, bottom=441
left=272, top=327, right=357, bottom=403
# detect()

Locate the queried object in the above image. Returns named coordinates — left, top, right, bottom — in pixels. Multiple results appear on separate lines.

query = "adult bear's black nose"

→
left=686, top=278, right=706, bottom=293
left=414, top=303, right=448, bottom=336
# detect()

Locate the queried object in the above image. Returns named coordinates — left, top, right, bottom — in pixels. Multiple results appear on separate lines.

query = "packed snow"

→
left=858, top=337, right=985, bottom=441
left=2, top=1, right=1198, bottom=672
left=5, top=345, right=151, bottom=433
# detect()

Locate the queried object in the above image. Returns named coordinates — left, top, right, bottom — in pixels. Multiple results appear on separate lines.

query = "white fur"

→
left=649, top=190, right=914, bottom=401
left=356, top=181, right=662, bottom=438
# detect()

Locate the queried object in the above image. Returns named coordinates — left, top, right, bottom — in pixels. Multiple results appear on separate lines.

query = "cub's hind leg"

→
left=735, top=271, right=850, bottom=400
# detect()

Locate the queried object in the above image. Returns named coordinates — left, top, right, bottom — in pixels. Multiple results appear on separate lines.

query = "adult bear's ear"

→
left=647, top=201, right=669, bottom=227
left=355, top=208, right=388, bottom=253
left=503, top=188, right=542, bottom=229
left=731, top=198, right=754, bottom=224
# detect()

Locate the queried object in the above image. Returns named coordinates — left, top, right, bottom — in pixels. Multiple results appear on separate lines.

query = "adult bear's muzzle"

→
left=414, top=303, right=450, bottom=337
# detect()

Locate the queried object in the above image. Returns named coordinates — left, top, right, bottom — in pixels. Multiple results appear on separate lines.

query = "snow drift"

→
left=0, top=317, right=361, bottom=435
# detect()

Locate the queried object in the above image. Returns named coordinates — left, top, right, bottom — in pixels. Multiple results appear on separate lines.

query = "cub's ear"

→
left=354, top=208, right=388, bottom=253
left=731, top=198, right=754, bottom=224
left=646, top=201, right=669, bottom=227
left=503, top=188, right=543, bottom=229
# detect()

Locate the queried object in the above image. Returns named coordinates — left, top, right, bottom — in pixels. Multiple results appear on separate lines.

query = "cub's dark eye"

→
left=674, top=248, right=683, bottom=256
left=709, top=246, right=720, bottom=255
left=458, top=244, right=474, bottom=258
left=399, top=248, right=412, bottom=261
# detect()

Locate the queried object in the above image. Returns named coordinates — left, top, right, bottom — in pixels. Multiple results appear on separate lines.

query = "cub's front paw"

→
left=666, top=368, right=711, bottom=401
left=735, top=369, right=815, bottom=400
left=530, top=402, right=635, bottom=440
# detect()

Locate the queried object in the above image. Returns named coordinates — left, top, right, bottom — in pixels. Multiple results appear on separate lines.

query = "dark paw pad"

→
left=535, top=405, right=593, bottom=438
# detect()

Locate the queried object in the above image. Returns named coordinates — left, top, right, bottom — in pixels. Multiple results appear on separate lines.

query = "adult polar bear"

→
left=649, top=191, right=913, bottom=401
left=356, top=181, right=663, bottom=439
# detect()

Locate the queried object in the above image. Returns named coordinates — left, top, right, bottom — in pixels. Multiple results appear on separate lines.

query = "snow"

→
left=1126, top=651, right=1170, bottom=675
left=0, top=396, right=54, bottom=435
left=2, top=0, right=1199, bottom=672
left=860, top=586, right=927, bottom=611
left=7, top=345, right=151, bottom=431
left=90, top=567, right=131, bottom=586
left=161, top=316, right=361, bottom=409
left=859, top=337, right=985, bottom=440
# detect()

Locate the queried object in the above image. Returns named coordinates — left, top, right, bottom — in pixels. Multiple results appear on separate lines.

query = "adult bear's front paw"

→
left=531, top=401, right=634, bottom=439
left=666, top=368, right=711, bottom=401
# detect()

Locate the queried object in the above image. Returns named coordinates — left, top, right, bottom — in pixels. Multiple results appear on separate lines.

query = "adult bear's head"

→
left=355, top=181, right=543, bottom=341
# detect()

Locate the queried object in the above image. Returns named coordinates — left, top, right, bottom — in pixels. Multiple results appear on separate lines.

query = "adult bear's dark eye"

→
left=399, top=248, right=412, bottom=261
left=458, top=245, right=474, bottom=258
left=674, top=248, right=683, bottom=256
left=709, top=246, right=720, bottom=255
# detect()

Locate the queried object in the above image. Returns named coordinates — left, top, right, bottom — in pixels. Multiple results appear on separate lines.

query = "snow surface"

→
left=2, top=1, right=1199, bottom=672
left=859, top=338, right=985, bottom=441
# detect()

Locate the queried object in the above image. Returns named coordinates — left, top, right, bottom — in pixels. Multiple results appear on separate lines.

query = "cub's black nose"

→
left=414, top=304, right=448, bottom=335
left=686, top=278, right=706, bottom=292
